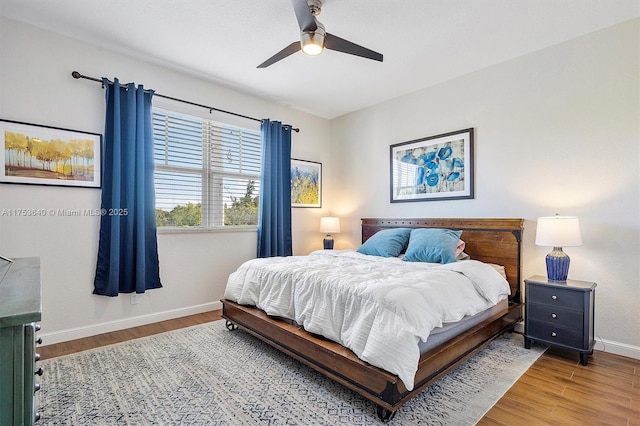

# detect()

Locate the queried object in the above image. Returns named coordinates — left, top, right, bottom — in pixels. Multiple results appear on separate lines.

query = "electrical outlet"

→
left=130, top=293, right=139, bottom=305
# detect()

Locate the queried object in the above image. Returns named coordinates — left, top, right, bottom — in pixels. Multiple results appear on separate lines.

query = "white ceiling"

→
left=1, top=0, right=638, bottom=119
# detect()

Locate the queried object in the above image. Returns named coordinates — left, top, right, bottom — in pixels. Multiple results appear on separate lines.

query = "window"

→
left=152, top=108, right=261, bottom=229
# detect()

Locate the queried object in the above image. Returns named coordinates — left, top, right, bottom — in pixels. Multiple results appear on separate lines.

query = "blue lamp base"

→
left=323, top=235, right=334, bottom=250
left=546, top=247, right=570, bottom=282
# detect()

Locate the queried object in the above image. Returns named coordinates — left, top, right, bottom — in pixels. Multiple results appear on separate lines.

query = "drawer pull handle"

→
left=551, top=332, right=557, bottom=337
left=551, top=295, right=557, bottom=300
left=551, top=313, right=557, bottom=319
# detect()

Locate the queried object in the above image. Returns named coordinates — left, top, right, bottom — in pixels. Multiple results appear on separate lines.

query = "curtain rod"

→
left=71, top=71, right=299, bottom=133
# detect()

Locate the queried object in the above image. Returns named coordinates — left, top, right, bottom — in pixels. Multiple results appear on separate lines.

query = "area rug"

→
left=38, top=320, right=545, bottom=425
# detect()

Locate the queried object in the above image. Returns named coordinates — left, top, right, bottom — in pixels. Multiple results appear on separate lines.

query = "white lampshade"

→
left=319, top=217, right=341, bottom=234
left=535, top=215, right=582, bottom=247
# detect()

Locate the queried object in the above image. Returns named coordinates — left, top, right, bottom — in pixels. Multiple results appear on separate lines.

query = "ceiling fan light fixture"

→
left=301, top=33, right=324, bottom=55
left=300, top=19, right=325, bottom=56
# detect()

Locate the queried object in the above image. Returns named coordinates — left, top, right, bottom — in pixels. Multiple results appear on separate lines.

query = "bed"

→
left=221, top=217, right=524, bottom=421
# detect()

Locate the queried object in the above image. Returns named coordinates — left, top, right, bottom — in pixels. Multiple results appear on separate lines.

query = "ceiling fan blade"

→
left=291, top=0, right=317, bottom=32
left=257, top=41, right=301, bottom=68
left=325, top=33, right=383, bottom=62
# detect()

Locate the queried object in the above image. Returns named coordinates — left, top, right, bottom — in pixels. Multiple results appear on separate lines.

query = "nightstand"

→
left=524, top=275, right=596, bottom=365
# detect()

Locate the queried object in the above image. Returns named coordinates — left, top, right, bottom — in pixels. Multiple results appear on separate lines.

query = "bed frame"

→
left=222, top=218, right=524, bottom=421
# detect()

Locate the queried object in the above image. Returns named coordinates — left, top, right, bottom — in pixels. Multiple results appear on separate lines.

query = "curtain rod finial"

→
left=71, top=71, right=82, bottom=79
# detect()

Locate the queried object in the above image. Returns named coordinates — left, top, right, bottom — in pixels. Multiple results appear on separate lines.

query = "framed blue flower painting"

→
left=390, top=128, right=474, bottom=202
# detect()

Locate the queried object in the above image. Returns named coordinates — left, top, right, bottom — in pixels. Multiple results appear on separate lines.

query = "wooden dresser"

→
left=0, top=257, right=42, bottom=425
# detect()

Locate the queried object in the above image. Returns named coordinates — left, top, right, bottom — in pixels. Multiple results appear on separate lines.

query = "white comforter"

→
left=224, top=250, right=511, bottom=391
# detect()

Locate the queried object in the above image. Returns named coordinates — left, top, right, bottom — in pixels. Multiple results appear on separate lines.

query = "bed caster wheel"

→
left=376, top=405, right=396, bottom=422
left=225, top=320, right=238, bottom=331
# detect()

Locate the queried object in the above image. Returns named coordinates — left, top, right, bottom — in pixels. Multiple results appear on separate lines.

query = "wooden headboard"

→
left=361, top=218, right=524, bottom=302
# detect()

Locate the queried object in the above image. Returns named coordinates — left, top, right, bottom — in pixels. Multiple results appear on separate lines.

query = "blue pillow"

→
left=357, top=228, right=412, bottom=257
left=403, top=228, right=463, bottom=264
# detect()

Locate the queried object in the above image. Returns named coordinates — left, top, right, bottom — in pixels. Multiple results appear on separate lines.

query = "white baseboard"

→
left=513, top=321, right=524, bottom=334
left=594, top=338, right=640, bottom=360
left=40, top=301, right=222, bottom=345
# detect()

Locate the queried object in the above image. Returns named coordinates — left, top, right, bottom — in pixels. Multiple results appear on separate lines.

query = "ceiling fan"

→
left=257, top=0, right=383, bottom=68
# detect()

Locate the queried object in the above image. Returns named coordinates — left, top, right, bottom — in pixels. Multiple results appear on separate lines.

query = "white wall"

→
left=0, top=18, right=331, bottom=344
left=330, top=19, right=640, bottom=358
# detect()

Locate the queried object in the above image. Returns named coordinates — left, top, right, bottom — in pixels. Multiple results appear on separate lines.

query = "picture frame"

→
left=390, top=128, right=474, bottom=202
left=1, top=119, right=102, bottom=188
left=291, top=158, right=322, bottom=208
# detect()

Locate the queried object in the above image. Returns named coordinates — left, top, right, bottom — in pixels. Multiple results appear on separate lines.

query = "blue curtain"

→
left=257, top=120, right=292, bottom=257
left=93, top=78, right=162, bottom=296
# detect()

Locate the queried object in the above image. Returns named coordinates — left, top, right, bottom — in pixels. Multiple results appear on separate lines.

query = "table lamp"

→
left=320, top=217, right=340, bottom=250
left=535, top=215, right=582, bottom=282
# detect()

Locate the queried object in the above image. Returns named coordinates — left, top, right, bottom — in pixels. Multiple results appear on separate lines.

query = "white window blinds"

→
left=153, top=109, right=261, bottom=229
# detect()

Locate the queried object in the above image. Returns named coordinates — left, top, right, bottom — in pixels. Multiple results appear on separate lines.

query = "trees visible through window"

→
left=152, top=109, right=261, bottom=229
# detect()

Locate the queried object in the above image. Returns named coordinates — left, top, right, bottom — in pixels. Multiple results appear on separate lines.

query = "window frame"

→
left=152, top=106, right=262, bottom=233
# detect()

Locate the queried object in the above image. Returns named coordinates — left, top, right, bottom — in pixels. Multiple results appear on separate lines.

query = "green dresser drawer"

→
left=0, top=258, right=41, bottom=426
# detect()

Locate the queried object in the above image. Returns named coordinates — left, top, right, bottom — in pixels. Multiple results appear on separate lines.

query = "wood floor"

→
left=39, top=311, right=222, bottom=359
left=39, top=311, right=640, bottom=425
left=479, top=346, right=640, bottom=426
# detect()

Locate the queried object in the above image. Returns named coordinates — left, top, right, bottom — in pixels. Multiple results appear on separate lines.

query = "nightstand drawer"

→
left=528, top=303, right=584, bottom=329
left=527, top=284, right=584, bottom=311
left=528, top=320, right=585, bottom=349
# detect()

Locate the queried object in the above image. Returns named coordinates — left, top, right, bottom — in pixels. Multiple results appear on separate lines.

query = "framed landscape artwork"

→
left=0, top=119, right=102, bottom=188
left=291, top=158, right=321, bottom=208
left=390, top=128, right=474, bottom=202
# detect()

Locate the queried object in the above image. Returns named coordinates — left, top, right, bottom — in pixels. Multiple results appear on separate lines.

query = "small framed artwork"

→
left=390, top=128, right=474, bottom=202
left=1, top=119, right=102, bottom=188
left=291, top=158, right=322, bottom=208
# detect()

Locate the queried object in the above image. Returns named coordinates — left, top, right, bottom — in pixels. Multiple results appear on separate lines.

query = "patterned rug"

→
left=38, top=320, right=545, bottom=425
